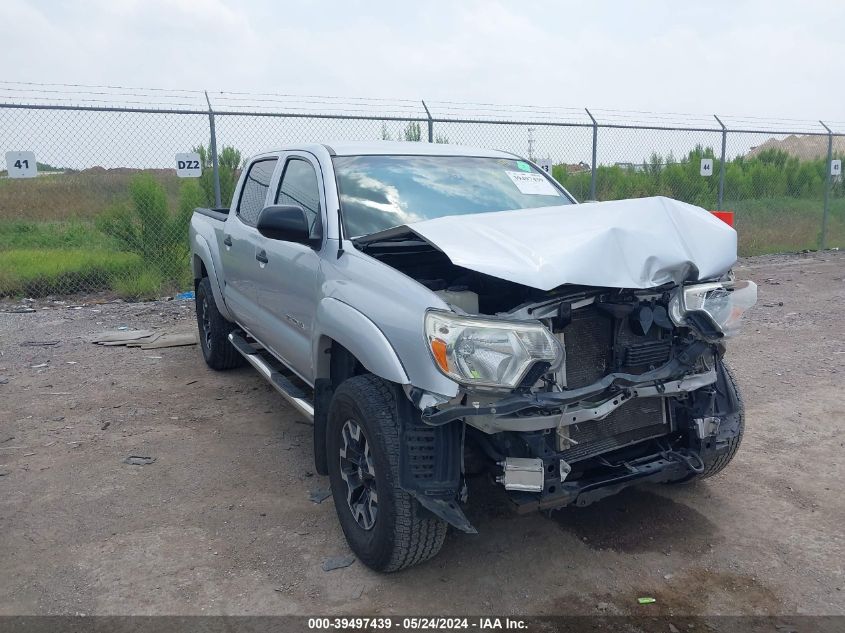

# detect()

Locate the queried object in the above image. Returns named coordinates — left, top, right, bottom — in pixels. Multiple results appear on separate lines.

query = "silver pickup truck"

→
left=189, top=141, right=756, bottom=572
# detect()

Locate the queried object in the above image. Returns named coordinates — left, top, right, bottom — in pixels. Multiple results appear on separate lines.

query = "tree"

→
left=97, top=175, right=204, bottom=282
left=193, top=144, right=242, bottom=207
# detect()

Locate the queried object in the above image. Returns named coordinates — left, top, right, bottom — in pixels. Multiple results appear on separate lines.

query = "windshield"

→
left=333, top=155, right=573, bottom=237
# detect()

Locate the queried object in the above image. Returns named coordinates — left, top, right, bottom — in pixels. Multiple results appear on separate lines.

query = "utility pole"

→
left=585, top=108, right=598, bottom=201
left=205, top=91, right=221, bottom=208
left=527, top=127, right=535, bottom=162
left=714, top=115, right=727, bottom=210
left=820, top=121, right=833, bottom=250
left=421, top=100, right=433, bottom=143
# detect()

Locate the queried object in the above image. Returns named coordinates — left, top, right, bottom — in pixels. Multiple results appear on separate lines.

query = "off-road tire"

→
left=676, top=361, right=745, bottom=483
left=326, top=374, right=447, bottom=572
left=195, top=277, right=245, bottom=370
left=698, top=362, right=745, bottom=478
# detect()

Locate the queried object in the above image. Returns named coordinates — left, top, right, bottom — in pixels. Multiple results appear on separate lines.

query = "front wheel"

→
left=697, top=362, right=745, bottom=479
left=673, top=361, right=745, bottom=484
left=326, top=375, right=447, bottom=572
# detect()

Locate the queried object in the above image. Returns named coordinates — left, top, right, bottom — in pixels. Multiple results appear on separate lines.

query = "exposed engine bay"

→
left=358, top=234, right=751, bottom=513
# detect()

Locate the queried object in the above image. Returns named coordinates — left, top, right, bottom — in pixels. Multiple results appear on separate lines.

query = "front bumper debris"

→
left=421, top=341, right=712, bottom=429
left=497, top=457, right=545, bottom=492
left=510, top=453, right=691, bottom=513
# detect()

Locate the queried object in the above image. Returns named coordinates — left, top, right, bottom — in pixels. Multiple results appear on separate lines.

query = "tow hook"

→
left=559, top=459, right=572, bottom=482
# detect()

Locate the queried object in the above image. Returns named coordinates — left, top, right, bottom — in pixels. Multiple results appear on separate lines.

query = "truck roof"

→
left=257, top=141, right=520, bottom=159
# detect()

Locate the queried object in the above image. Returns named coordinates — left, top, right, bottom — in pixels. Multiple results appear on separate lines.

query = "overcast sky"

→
left=3, top=0, right=843, bottom=123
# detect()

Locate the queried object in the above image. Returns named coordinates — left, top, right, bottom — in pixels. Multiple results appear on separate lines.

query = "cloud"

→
left=2, top=0, right=843, bottom=120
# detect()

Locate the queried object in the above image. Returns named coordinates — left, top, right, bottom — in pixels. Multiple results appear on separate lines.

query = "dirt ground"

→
left=1, top=251, right=843, bottom=617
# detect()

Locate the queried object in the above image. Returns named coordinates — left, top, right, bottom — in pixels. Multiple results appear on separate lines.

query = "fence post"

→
left=819, top=121, right=833, bottom=250
left=205, top=91, right=222, bottom=208
left=585, top=108, right=598, bottom=200
left=714, top=115, right=727, bottom=210
left=422, top=100, right=433, bottom=143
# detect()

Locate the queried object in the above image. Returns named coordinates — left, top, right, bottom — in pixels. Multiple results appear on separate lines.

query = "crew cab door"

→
left=254, top=152, right=324, bottom=383
left=219, top=157, right=278, bottom=335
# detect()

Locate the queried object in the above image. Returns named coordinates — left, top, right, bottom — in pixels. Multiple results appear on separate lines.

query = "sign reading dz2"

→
left=176, top=152, right=202, bottom=178
left=700, top=158, right=713, bottom=177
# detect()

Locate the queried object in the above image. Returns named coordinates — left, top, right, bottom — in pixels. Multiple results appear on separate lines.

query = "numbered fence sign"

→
left=832, top=159, right=842, bottom=177
left=700, top=158, right=713, bottom=177
left=537, top=158, right=553, bottom=175
left=5, top=151, right=37, bottom=178
left=176, top=152, right=202, bottom=178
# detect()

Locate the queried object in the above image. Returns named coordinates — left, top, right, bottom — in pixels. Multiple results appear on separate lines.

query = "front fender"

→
left=314, top=298, right=409, bottom=385
left=192, top=233, right=235, bottom=322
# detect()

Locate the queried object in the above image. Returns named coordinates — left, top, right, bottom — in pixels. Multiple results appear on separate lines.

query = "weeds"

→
left=0, top=220, right=114, bottom=250
left=1, top=146, right=843, bottom=299
left=96, top=175, right=203, bottom=284
left=0, top=249, right=141, bottom=296
left=110, top=268, right=166, bottom=300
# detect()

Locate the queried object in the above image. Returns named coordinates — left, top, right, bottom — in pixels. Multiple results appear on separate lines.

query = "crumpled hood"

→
left=400, top=196, right=737, bottom=291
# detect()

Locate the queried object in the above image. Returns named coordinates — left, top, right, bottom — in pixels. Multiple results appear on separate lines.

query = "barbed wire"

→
left=0, top=81, right=839, bottom=134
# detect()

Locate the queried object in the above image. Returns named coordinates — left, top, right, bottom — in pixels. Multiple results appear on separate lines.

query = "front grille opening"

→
left=555, top=305, right=674, bottom=462
left=557, top=398, right=669, bottom=462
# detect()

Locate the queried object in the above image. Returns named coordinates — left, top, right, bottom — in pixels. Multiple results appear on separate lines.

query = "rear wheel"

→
left=326, top=375, right=447, bottom=572
left=195, top=277, right=245, bottom=370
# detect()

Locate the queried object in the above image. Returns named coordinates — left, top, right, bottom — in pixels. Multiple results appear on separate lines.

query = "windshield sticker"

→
left=516, top=161, right=531, bottom=172
left=505, top=170, right=561, bottom=196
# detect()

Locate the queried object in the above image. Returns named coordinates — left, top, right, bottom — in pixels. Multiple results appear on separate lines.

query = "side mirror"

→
left=256, top=205, right=318, bottom=247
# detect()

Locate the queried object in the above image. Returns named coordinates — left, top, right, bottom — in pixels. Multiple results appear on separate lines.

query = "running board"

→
left=228, top=332, right=315, bottom=422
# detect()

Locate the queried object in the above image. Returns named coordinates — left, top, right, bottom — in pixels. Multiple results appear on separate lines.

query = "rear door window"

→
left=237, top=159, right=277, bottom=226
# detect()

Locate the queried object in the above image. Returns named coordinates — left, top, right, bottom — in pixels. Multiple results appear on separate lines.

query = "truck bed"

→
left=194, top=207, right=230, bottom=222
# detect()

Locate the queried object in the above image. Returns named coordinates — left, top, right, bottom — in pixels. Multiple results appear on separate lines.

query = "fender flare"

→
left=314, top=298, right=409, bottom=385
left=192, top=234, right=235, bottom=322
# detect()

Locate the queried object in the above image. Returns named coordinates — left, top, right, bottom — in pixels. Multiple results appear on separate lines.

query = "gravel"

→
left=0, top=251, right=843, bottom=616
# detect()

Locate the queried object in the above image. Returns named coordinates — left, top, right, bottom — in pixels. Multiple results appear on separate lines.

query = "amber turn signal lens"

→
left=430, top=337, right=449, bottom=372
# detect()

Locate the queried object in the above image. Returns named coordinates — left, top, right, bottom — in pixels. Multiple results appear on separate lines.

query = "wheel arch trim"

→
left=314, top=298, right=410, bottom=385
left=192, top=234, right=234, bottom=322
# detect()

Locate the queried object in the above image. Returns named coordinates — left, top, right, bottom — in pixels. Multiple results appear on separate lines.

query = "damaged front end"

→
left=355, top=208, right=754, bottom=530
left=410, top=278, right=755, bottom=521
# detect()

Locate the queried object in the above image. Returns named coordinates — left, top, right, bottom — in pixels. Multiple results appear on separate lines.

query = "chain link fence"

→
left=1, top=86, right=843, bottom=298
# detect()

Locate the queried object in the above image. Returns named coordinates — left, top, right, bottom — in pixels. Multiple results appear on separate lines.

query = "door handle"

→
left=223, top=235, right=232, bottom=247
left=255, top=250, right=269, bottom=264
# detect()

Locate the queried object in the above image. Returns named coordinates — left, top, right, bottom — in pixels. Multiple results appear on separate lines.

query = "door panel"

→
left=220, top=218, right=260, bottom=331
left=221, top=158, right=278, bottom=335
left=255, top=154, right=324, bottom=382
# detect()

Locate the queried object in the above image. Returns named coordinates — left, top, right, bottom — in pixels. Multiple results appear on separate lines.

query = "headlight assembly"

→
left=669, top=280, right=757, bottom=337
left=425, top=310, right=563, bottom=389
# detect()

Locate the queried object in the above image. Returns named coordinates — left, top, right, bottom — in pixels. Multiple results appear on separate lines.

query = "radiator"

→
left=558, top=308, right=670, bottom=461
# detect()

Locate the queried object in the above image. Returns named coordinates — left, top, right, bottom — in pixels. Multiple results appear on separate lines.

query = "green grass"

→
left=0, top=249, right=141, bottom=297
left=1, top=188, right=842, bottom=299
left=111, top=268, right=168, bottom=301
left=0, top=170, right=199, bottom=299
left=0, top=170, right=184, bottom=222
left=0, top=219, right=116, bottom=250
left=730, top=197, right=845, bottom=255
